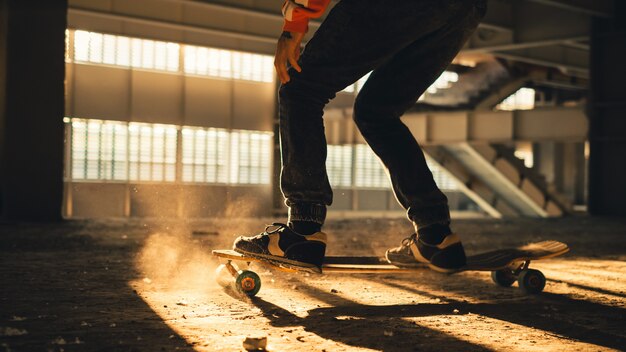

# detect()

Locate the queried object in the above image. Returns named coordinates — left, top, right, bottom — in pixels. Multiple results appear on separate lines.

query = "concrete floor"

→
left=1, top=216, right=625, bottom=351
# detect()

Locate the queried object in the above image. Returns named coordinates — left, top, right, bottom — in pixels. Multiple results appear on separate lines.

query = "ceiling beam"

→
left=68, top=7, right=277, bottom=44
left=491, top=52, right=589, bottom=78
left=463, top=36, right=590, bottom=53
left=562, top=40, right=590, bottom=51
left=524, top=0, right=613, bottom=18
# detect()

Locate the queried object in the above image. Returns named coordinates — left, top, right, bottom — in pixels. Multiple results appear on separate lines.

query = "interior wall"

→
left=67, top=62, right=275, bottom=131
left=69, top=183, right=272, bottom=218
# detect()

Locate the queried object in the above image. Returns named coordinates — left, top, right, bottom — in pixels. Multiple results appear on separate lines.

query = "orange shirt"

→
left=282, top=0, right=332, bottom=33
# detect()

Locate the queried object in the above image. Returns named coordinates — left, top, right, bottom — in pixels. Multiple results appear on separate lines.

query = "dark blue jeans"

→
left=280, top=0, right=487, bottom=228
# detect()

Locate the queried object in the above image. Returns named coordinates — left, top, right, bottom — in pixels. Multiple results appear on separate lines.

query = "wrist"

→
left=280, top=31, right=293, bottom=40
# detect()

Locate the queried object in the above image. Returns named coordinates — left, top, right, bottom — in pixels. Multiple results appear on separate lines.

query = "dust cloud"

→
left=133, top=194, right=271, bottom=293
left=135, top=231, right=216, bottom=292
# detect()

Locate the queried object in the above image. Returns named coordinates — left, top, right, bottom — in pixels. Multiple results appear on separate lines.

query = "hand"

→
left=274, top=31, right=305, bottom=84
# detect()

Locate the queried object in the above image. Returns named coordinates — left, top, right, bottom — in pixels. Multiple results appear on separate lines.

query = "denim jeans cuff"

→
left=408, top=205, right=451, bottom=230
left=288, top=204, right=327, bottom=225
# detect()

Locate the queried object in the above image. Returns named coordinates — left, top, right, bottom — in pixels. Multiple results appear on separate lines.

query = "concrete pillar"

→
left=0, top=0, right=67, bottom=222
left=588, top=2, right=626, bottom=216
left=532, top=142, right=556, bottom=184
left=574, top=142, right=586, bottom=205
left=552, top=142, right=565, bottom=193
left=560, top=142, right=586, bottom=205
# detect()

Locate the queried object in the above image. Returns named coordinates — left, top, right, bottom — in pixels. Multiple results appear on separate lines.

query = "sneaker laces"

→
left=245, top=223, right=288, bottom=241
left=265, top=223, right=288, bottom=234
left=400, top=233, right=418, bottom=247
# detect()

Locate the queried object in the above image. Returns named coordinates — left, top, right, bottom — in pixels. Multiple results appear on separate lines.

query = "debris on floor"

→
left=242, top=336, right=268, bottom=351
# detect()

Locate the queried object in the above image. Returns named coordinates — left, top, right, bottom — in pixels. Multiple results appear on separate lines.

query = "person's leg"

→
left=234, top=0, right=379, bottom=272
left=281, top=0, right=486, bottom=228
left=234, top=0, right=486, bottom=271
left=353, top=2, right=487, bottom=271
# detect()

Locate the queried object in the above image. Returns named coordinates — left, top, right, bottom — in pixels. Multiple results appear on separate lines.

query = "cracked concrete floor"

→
left=1, top=216, right=625, bottom=351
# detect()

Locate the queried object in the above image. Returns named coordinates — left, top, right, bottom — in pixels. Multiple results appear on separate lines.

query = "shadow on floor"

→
left=251, top=270, right=626, bottom=351
left=0, top=222, right=193, bottom=351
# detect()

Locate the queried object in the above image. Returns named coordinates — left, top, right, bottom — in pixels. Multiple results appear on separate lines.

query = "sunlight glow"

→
left=184, top=46, right=273, bottom=83
left=343, top=71, right=459, bottom=99
left=497, top=88, right=536, bottom=111
left=73, top=30, right=179, bottom=72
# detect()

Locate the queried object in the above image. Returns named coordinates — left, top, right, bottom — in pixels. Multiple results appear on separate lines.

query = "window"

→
left=343, top=71, right=458, bottom=97
left=342, top=71, right=371, bottom=93
left=425, top=157, right=459, bottom=191
left=67, top=118, right=273, bottom=184
left=497, top=88, right=536, bottom=111
left=354, top=145, right=389, bottom=188
left=184, top=45, right=274, bottom=83
left=73, top=30, right=180, bottom=72
left=514, top=142, right=534, bottom=168
left=326, top=145, right=353, bottom=187
left=69, top=119, right=179, bottom=183
left=181, top=127, right=229, bottom=183
left=427, top=71, right=459, bottom=94
left=180, top=127, right=272, bottom=185
left=128, top=123, right=178, bottom=182
left=327, top=144, right=458, bottom=191
left=229, top=130, right=272, bottom=184
left=70, top=29, right=275, bottom=83
left=67, top=118, right=459, bottom=190
left=70, top=119, right=128, bottom=181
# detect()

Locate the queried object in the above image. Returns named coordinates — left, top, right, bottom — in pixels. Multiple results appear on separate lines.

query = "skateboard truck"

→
left=491, top=260, right=546, bottom=294
left=215, top=259, right=262, bottom=297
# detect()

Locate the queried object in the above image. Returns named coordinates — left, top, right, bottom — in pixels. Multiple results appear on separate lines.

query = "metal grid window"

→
left=181, top=127, right=229, bottom=183
left=70, top=29, right=274, bottom=83
left=326, top=145, right=353, bottom=187
left=73, top=30, right=180, bottom=72
left=184, top=45, right=274, bottom=83
left=181, top=127, right=272, bottom=185
left=354, top=144, right=389, bottom=188
left=349, top=145, right=458, bottom=190
left=229, top=130, right=272, bottom=184
left=70, top=119, right=128, bottom=181
left=68, top=118, right=273, bottom=185
left=128, top=123, right=178, bottom=182
left=425, top=157, right=459, bottom=191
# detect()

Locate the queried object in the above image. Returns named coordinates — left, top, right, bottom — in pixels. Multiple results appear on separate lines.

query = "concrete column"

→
left=573, top=142, right=586, bottom=205
left=588, top=2, right=626, bottom=216
left=560, top=142, right=585, bottom=205
left=0, top=0, right=68, bottom=221
left=532, top=142, right=556, bottom=184
left=553, top=142, right=565, bottom=193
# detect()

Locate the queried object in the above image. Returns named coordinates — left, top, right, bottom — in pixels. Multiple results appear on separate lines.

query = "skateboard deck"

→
left=212, top=241, right=568, bottom=296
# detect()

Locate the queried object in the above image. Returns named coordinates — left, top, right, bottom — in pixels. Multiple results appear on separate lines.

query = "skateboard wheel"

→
left=215, top=264, right=232, bottom=287
left=235, top=270, right=261, bottom=297
left=517, top=269, right=546, bottom=294
left=491, top=270, right=517, bottom=287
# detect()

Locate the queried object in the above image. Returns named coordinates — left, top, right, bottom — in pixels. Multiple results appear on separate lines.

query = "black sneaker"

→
left=385, top=233, right=467, bottom=273
left=233, top=223, right=327, bottom=273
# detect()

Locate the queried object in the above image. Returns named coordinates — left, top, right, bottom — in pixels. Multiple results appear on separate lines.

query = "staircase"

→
left=424, top=143, right=573, bottom=218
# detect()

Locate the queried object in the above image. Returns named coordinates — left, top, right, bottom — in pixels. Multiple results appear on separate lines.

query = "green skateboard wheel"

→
left=235, top=270, right=261, bottom=297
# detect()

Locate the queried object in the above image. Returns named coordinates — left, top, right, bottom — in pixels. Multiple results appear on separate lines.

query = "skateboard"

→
left=212, top=240, right=568, bottom=297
